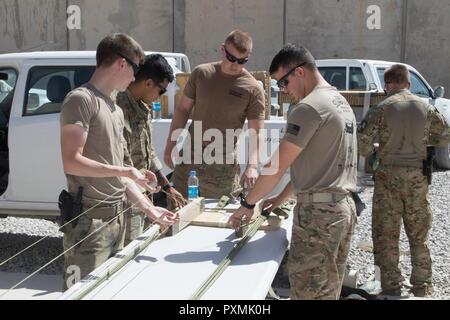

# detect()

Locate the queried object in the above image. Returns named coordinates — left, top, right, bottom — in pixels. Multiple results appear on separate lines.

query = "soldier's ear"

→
left=145, top=78, right=154, bottom=88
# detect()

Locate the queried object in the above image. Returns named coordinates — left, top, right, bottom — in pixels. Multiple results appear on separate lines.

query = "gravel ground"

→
left=1, top=171, right=449, bottom=299
left=0, top=218, right=63, bottom=275
left=272, top=170, right=450, bottom=299
left=348, top=169, right=450, bottom=299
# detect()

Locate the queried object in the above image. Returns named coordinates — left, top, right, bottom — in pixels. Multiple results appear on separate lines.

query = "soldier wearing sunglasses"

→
left=164, top=30, right=266, bottom=200
left=116, top=54, right=187, bottom=246
left=60, top=35, right=178, bottom=291
left=229, top=44, right=358, bottom=300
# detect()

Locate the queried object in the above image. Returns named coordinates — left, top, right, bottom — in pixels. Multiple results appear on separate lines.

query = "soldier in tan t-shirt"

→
left=229, top=45, right=358, bottom=300
left=164, top=30, right=265, bottom=199
left=60, top=34, right=177, bottom=291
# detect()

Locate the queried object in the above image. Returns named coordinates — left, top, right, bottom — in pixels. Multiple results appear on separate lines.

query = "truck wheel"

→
left=435, top=144, right=450, bottom=169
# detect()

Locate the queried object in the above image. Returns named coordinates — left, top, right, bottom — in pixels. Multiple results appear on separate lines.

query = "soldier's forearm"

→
left=167, top=107, right=190, bottom=143
left=278, top=182, right=294, bottom=203
left=155, top=170, right=170, bottom=187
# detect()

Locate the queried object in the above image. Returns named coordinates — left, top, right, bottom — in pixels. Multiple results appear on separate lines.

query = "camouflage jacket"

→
left=357, top=89, right=450, bottom=165
left=116, top=90, right=163, bottom=172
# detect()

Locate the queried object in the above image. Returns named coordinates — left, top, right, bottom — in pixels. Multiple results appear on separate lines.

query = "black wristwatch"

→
left=162, top=183, right=173, bottom=192
left=240, top=197, right=256, bottom=210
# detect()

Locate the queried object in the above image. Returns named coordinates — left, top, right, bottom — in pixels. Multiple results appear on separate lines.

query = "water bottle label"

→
left=188, top=186, right=199, bottom=199
left=152, top=102, right=161, bottom=111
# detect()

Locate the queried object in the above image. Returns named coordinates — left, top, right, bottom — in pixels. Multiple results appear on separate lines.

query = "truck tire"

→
left=435, top=144, right=450, bottom=169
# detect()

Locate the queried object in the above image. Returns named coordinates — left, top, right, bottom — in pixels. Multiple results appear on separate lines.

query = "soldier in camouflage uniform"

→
left=116, top=54, right=187, bottom=246
left=60, top=35, right=177, bottom=291
left=358, top=64, right=450, bottom=297
left=164, top=30, right=266, bottom=200
left=230, top=45, right=358, bottom=300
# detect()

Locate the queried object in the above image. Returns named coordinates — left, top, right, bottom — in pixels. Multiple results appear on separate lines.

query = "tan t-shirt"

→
left=183, top=62, right=265, bottom=160
left=283, top=86, right=357, bottom=194
left=60, top=84, right=126, bottom=206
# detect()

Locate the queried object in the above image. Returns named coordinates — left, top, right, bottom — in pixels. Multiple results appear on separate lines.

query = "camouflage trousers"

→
left=288, top=195, right=357, bottom=300
left=373, top=165, right=432, bottom=292
left=124, top=206, right=146, bottom=247
left=171, top=163, right=242, bottom=200
left=63, top=202, right=126, bottom=291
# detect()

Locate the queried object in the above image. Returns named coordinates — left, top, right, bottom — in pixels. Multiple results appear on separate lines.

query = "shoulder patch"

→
left=345, top=123, right=354, bottom=134
left=287, top=123, right=301, bottom=136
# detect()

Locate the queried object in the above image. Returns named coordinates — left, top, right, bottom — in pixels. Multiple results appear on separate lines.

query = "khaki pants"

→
left=288, top=195, right=356, bottom=300
left=63, top=202, right=126, bottom=291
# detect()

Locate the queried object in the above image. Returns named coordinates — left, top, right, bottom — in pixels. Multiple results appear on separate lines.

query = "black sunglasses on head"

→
left=117, top=52, right=140, bottom=76
left=276, top=62, right=307, bottom=89
left=224, top=47, right=249, bottom=65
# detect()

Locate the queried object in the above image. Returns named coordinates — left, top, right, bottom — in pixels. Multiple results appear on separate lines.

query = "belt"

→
left=297, top=192, right=348, bottom=204
left=86, top=201, right=124, bottom=221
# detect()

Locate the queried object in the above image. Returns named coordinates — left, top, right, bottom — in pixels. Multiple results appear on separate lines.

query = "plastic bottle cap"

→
left=190, top=170, right=196, bottom=177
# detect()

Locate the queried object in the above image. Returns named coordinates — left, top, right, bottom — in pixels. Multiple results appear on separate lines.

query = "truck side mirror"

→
left=433, top=86, right=445, bottom=98
left=0, top=72, right=8, bottom=81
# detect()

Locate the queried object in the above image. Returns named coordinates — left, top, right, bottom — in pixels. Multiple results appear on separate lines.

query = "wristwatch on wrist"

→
left=162, top=183, right=173, bottom=192
left=240, top=197, right=256, bottom=210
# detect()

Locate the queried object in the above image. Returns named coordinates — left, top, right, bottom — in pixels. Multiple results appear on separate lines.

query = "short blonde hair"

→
left=225, top=30, right=253, bottom=54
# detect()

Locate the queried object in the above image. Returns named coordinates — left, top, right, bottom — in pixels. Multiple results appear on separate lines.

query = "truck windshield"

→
left=377, top=67, right=431, bottom=98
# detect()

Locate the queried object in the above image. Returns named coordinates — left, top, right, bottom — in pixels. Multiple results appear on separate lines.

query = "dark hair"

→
left=225, top=29, right=253, bottom=54
left=384, top=64, right=410, bottom=84
left=134, top=54, right=175, bottom=84
left=96, top=33, right=145, bottom=68
left=269, top=44, right=316, bottom=75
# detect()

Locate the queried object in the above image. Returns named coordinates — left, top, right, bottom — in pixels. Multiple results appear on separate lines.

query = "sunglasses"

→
left=224, top=47, right=249, bottom=65
left=276, top=62, right=307, bottom=89
left=117, top=52, right=140, bottom=76
left=155, top=82, right=167, bottom=96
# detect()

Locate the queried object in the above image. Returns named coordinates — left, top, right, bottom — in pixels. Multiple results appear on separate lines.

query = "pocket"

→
left=68, top=215, right=93, bottom=245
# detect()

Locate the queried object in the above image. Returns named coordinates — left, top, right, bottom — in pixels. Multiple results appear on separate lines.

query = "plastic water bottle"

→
left=152, top=101, right=162, bottom=119
left=188, top=170, right=199, bottom=201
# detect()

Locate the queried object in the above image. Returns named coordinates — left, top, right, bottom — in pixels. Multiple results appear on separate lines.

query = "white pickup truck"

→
left=0, top=51, right=288, bottom=218
left=316, top=59, right=450, bottom=169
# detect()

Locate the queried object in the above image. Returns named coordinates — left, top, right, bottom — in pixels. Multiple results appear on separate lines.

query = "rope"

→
left=189, top=211, right=269, bottom=300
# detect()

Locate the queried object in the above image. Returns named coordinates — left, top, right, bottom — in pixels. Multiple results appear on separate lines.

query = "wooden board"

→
left=170, top=197, right=205, bottom=235
left=191, top=201, right=283, bottom=231
left=191, top=210, right=283, bottom=231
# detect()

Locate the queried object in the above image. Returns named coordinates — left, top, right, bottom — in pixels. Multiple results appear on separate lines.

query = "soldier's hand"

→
left=167, top=187, right=188, bottom=209
left=262, top=196, right=282, bottom=214
left=240, top=166, right=259, bottom=190
left=228, top=206, right=254, bottom=231
left=146, top=206, right=179, bottom=227
left=127, top=167, right=159, bottom=193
